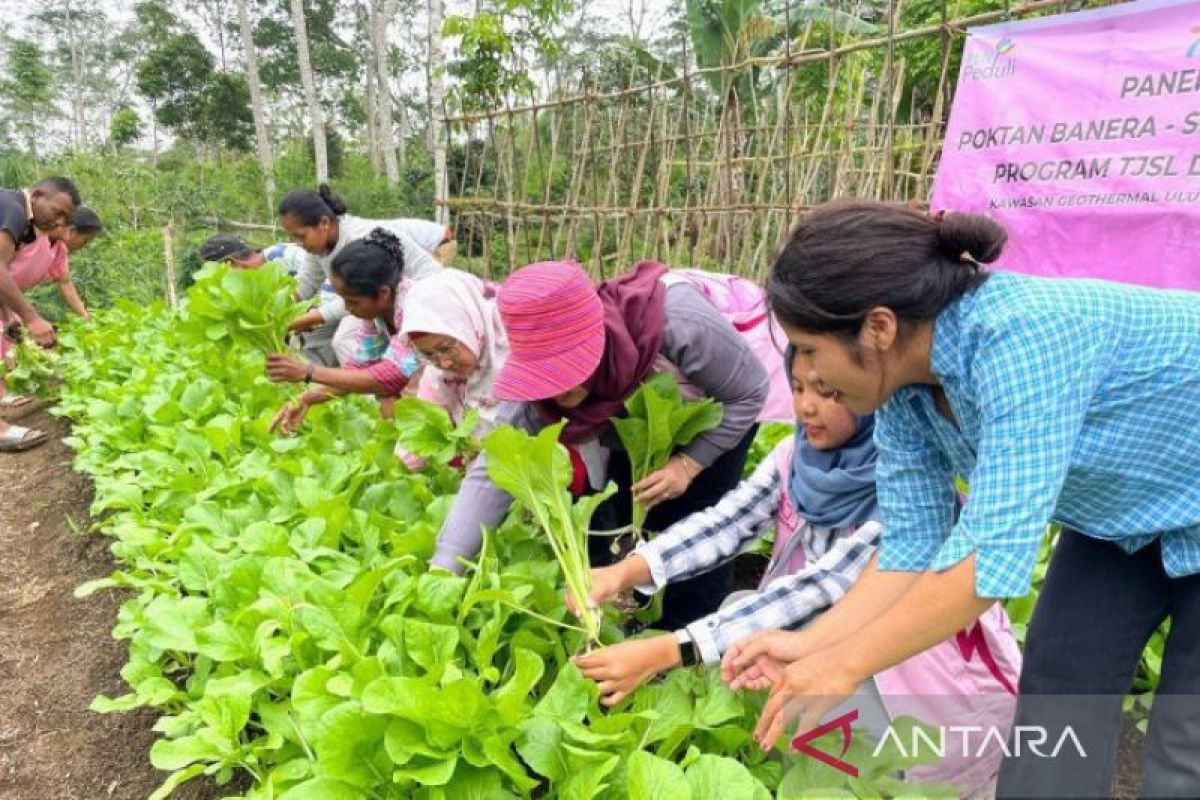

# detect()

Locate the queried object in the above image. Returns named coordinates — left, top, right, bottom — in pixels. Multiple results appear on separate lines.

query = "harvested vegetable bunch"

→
left=484, top=421, right=615, bottom=646
left=182, top=261, right=308, bottom=354
left=612, top=373, right=723, bottom=537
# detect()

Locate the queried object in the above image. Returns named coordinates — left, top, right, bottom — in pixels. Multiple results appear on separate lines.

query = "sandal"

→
left=0, top=394, right=35, bottom=409
left=0, top=424, right=48, bottom=452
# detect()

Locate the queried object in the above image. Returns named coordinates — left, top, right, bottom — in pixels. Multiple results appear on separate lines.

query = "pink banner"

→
left=930, top=0, right=1200, bottom=290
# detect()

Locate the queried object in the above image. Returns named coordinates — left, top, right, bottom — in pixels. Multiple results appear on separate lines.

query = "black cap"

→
left=200, top=234, right=256, bottom=263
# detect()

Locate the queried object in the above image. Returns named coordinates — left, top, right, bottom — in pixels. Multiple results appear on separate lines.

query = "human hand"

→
left=632, top=454, right=701, bottom=509
left=574, top=635, right=682, bottom=706
left=566, top=561, right=636, bottom=617
left=266, top=354, right=310, bottom=383
left=27, top=316, right=56, bottom=348
left=269, top=398, right=310, bottom=434
left=722, top=629, right=817, bottom=691
left=753, top=648, right=862, bottom=752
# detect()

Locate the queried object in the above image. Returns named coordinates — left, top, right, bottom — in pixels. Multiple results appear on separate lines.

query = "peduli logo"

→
left=790, top=709, right=860, bottom=778
left=1189, top=25, right=1200, bottom=57
left=963, top=35, right=1018, bottom=81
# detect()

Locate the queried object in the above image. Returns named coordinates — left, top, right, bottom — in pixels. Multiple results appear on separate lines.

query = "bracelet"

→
left=676, top=453, right=702, bottom=480
left=304, top=364, right=314, bottom=384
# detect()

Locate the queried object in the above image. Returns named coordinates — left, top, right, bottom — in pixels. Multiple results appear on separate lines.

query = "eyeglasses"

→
left=413, top=341, right=461, bottom=365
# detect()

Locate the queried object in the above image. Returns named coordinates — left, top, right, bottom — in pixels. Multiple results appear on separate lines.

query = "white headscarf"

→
left=400, top=269, right=508, bottom=433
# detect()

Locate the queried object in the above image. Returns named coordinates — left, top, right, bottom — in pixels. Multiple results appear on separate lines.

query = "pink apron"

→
left=769, top=439, right=1022, bottom=794
left=658, top=270, right=793, bottom=422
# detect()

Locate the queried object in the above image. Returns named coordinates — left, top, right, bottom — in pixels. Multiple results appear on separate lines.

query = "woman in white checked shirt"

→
left=726, top=201, right=1200, bottom=799
left=570, top=347, right=1022, bottom=796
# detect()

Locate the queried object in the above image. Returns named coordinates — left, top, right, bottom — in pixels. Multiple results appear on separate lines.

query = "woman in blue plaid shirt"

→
left=725, top=201, right=1200, bottom=798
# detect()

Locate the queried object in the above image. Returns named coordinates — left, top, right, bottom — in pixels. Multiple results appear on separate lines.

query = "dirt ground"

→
left=0, top=407, right=218, bottom=800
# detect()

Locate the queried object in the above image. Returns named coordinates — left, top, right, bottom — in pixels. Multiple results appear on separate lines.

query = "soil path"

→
left=0, top=408, right=216, bottom=800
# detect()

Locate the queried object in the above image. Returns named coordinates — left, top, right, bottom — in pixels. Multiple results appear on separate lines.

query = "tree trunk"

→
left=238, top=0, right=277, bottom=214
left=65, top=2, right=87, bottom=148
left=428, top=0, right=448, bottom=224
left=151, top=101, right=159, bottom=167
left=216, top=0, right=228, bottom=71
left=365, top=58, right=383, bottom=174
left=395, top=98, right=407, bottom=168
left=370, top=0, right=400, bottom=185
left=289, top=0, right=328, bottom=182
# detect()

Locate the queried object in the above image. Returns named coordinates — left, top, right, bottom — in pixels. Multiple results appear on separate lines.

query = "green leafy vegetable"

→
left=611, top=374, right=723, bottom=535
left=391, top=396, right=481, bottom=464
left=0, top=338, right=61, bottom=398
left=181, top=261, right=308, bottom=354
left=484, top=421, right=615, bottom=646
left=50, top=265, right=955, bottom=799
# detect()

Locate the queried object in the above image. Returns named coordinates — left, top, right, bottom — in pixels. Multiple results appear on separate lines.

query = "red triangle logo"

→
left=790, top=708, right=859, bottom=777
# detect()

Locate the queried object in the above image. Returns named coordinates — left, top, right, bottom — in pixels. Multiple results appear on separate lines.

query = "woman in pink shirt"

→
left=3, top=207, right=101, bottom=323
left=1, top=208, right=101, bottom=415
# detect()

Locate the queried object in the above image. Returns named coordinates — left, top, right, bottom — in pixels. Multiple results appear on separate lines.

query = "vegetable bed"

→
left=54, top=266, right=938, bottom=799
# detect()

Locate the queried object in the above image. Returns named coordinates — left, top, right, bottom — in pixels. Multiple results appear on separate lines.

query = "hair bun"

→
left=317, top=183, right=348, bottom=216
left=365, top=228, right=406, bottom=273
left=936, top=212, right=1007, bottom=265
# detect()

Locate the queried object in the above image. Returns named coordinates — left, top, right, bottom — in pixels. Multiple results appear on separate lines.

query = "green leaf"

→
left=517, top=716, right=569, bottom=781
left=147, top=765, right=207, bottom=800
left=692, top=682, right=745, bottom=729
left=362, top=676, right=436, bottom=719
left=493, top=647, right=545, bottom=725
left=404, top=618, right=460, bottom=673
left=393, top=756, right=459, bottom=786
left=90, top=693, right=140, bottom=713
left=141, top=595, right=208, bottom=653
left=310, top=702, right=391, bottom=788
left=613, top=377, right=723, bottom=534
left=684, top=755, right=770, bottom=800
left=441, top=763, right=514, bottom=799
left=149, top=734, right=222, bottom=771
left=534, top=664, right=592, bottom=724
left=414, top=572, right=468, bottom=620
left=278, top=778, right=362, bottom=800
left=195, top=619, right=252, bottom=662
left=626, top=751, right=691, bottom=800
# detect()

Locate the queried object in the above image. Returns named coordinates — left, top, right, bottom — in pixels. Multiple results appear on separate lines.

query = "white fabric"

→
left=331, top=316, right=363, bottom=365
left=393, top=218, right=447, bottom=253
left=401, top=269, right=509, bottom=435
left=296, top=215, right=444, bottom=323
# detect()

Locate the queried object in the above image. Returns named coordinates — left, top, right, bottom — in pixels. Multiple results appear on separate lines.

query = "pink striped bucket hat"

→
left=493, top=261, right=605, bottom=402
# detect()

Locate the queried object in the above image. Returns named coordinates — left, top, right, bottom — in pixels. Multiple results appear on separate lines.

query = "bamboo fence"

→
left=436, top=0, right=1115, bottom=279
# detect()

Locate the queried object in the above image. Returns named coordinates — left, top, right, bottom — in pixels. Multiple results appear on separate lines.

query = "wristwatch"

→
left=676, top=630, right=701, bottom=668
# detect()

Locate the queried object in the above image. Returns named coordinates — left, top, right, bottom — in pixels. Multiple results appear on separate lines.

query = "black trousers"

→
left=589, top=426, right=758, bottom=631
left=996, top=529, right=1200, bottom=799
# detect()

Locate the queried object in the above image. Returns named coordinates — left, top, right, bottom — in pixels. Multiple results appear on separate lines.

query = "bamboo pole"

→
left=162, top=221, right=178, bottom=310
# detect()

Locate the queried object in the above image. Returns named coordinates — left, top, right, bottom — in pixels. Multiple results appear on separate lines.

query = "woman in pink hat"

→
left=432, top=259, right=770, bottom=630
